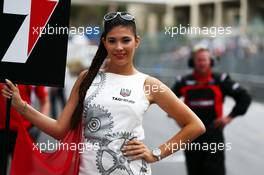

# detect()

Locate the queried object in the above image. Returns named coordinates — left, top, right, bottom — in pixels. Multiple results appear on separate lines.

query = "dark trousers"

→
left=185, top=130, right=226, bottom=175
left=50, top=88, right=66, bottom=117
left=0, top=130, right=17, bottom=174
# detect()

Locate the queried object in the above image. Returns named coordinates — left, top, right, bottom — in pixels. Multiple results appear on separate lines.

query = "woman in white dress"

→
left=2, top=12, right=205, bottom=175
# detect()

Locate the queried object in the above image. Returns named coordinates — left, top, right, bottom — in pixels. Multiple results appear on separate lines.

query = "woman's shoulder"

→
left=143, top=75, right=168, bottom=103
left=144, top=75, right=164, bottom=87
left=74, top=70, right=88, bottom=86
left=79, top=69, right=88, bottom=77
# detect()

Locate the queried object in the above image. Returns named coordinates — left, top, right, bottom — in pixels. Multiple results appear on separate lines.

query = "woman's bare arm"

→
left=123, top=76, right=205, bottom=163
left=2, top=71, right=87, bottom=140
left=146, top=76, right=206, bottom=159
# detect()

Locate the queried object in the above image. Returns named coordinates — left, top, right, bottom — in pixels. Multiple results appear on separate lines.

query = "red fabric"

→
left=209, top=86, right=223, bottom=119
left=192, top=70, right=223, bottom=118
left=0, top=84, right=48, bottom=130
left=180, top=73, right=223, bottom=119
left=10, top=117, right=81, bottom=175
left=192, top=70, right=213, bottom=84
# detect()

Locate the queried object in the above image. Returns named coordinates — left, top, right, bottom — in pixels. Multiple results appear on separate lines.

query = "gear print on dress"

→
left=96, top=132, right=149, bottom=175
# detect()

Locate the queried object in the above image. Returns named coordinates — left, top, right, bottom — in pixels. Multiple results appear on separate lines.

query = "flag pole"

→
left=2, top=98, right=12, bottom=175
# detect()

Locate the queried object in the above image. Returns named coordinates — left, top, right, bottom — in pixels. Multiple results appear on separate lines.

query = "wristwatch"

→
left=152, top=148, right=162, bottom=161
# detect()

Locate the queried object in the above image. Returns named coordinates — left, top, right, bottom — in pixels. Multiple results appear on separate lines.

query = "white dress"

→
left=79, top=71, right=152, bottom=175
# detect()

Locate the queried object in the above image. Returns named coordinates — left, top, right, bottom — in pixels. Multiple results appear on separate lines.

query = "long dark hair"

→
left=70, top=14, right=137, bottom=129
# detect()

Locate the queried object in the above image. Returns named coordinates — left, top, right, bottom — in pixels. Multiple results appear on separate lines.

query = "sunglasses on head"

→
left=103, top=12, right=135, bottom=22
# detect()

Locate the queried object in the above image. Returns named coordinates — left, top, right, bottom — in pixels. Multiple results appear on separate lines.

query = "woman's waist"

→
left=80, top=149, right=151, bottom=175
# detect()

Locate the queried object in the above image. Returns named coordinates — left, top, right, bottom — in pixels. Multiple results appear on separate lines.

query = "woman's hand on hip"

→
left=122, top=139, right=158, bottom=163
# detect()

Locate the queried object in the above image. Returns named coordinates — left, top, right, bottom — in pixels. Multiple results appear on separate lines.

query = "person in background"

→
left=171, top=44, right=251, bottom=175
left=49, top=87, right=66, bottom=118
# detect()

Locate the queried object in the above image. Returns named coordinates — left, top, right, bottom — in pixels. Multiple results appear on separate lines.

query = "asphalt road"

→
left=143, top=98, right=264, bottom=175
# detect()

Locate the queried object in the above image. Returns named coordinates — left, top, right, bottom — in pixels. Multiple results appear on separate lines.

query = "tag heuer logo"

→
left=120, top=88, right=131, bottom=97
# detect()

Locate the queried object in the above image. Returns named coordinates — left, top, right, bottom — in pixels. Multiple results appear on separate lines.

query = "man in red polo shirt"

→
left=171, top=45, right=251, bottom=175
left=0, top=84, right=50, bottom=172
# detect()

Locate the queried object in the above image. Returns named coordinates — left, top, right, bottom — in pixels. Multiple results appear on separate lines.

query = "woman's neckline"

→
left=100, top=70, right=140, bottom=77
